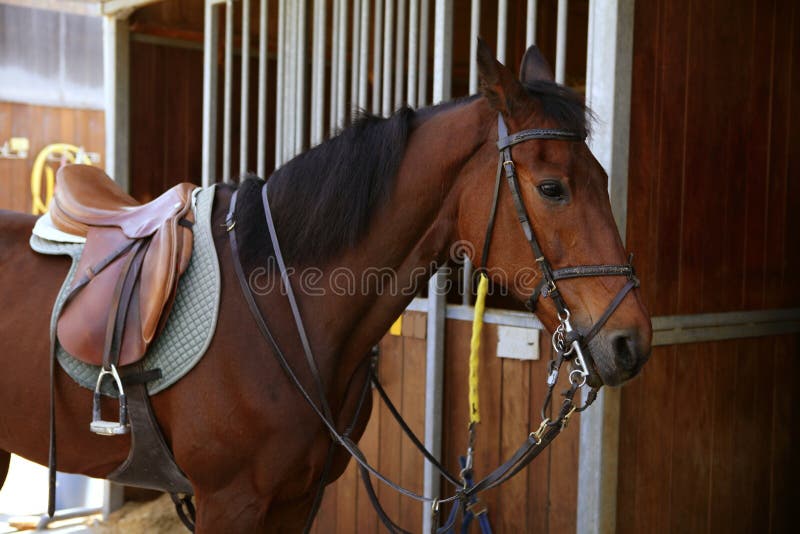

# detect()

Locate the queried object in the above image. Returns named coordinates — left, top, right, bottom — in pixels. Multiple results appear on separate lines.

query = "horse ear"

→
left=477, top=37, right=522, bottom=115
left=519, top=45, right=554, bottom=84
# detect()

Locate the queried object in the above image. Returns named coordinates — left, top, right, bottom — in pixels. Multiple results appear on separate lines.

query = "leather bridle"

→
left=224, top=112, right=642, bottom=533
left=486, top=113, right=639, bottom=386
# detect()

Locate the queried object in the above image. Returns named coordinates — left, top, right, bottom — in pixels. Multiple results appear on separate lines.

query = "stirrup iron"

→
left=90, top=364, right=129, bottom=436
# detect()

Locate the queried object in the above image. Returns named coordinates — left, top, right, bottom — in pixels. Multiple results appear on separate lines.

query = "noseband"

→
left=481, top=114, right=639, bottom=385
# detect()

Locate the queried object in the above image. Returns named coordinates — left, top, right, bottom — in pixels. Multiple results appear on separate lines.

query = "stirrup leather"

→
left=90, top=364, right=129, bottom=436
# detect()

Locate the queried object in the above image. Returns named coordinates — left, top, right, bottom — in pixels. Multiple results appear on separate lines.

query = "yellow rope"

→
left=469, top=273, right=489, bottom=425
left=31, top=143, right=91, bottom=215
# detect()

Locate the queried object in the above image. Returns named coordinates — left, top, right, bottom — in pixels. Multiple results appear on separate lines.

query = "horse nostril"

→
left=611, top=332, right=639, bottom=372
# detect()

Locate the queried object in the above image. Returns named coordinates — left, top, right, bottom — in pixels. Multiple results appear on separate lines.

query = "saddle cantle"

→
left=50, top=165, right=196, bottom=369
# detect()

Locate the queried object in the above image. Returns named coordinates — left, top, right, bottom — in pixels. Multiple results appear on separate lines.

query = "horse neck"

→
left=308, top=99, right=493, bottom=396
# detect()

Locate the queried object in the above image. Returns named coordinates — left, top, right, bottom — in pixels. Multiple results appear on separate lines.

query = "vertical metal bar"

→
left=526, top=0, right=537, bottom=47
left=222, top=0, right=234, bottom=183
left=275, top=0, right=284, bottom=165
left=423, top=4, right=451, bottom=531
left=394, top=0, right=406, bottom=108
left=468, top=0, right=480, bottom=94
left=296, top=0, right=307, bottom=152
left=202, top=1, right=220, bottom=186
left=103, top=14, right=130, bottom=192
left=257, top=0, right=269, bottom=177
left=289, top=0, right=297, bottom=159
left=371, top=0, right=383, bottom=114
left=555, top=0, right=568, bottom=84
left=431, top=0, right=451, bottom=103
left=336, top=0, right=348, bottom=126
left=381, top=0, right=394, bottom=116
left=284, top=0, right=295, bottom=161
left=240, top=0, right=251, bottom=176
left=351, top=0, right=361, bottom=112
left=496, top=0, right=507, bottom=64
left=407, top=0, right=418, bottom=107
left=417, top=0, right=429, bottom=106
left=330, top=0, right=340, bottom=133
left=358, top=0, right=370, bottom=110
left=578, top=3, right=634, bottom=533
left=311, top=0, right=326, bottom=146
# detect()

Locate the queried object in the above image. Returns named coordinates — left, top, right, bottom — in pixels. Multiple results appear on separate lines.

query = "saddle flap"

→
left=58, top=227, right=146, bottom=366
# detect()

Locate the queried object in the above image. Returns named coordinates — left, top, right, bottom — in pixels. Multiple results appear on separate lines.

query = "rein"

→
left=225, top=112, right=640, bottom=533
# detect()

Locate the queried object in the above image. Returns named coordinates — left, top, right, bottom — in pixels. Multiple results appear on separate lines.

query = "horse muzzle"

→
left=585, top=327, right=651, bottom=387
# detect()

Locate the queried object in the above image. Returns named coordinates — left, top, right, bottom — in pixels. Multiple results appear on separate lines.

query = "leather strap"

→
left=260, top=186, right=334, bottom=423
left=106, top=362, right=193, bottom=495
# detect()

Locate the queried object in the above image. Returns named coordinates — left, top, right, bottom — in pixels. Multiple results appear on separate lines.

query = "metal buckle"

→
left=90, top=364, right=130, bottom=436
left=530, top=418, right=550, bottom=445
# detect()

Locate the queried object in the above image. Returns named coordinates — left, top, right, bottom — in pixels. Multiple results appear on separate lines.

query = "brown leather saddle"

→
left=50, top=164, right=196, bottom=434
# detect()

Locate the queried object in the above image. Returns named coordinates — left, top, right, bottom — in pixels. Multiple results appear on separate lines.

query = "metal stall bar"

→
left=358, top=0, right=370, bottom=110
left=496, top=0, right=507, bottom=63
left=526, top=0, right=537, bottom=47
left=275, top=0, right=284, bottom=165
left=394, top=0, right=407, bottom=108
left=407, top=0, right=418, bottom=107
left=351, top=0, right=361, bottom=113
left=257, top=0, right=269, bottom=177
left=336, top=0, right=348, bottom=126
left=422, top=2, right=452, bottom=531
left=555, top=0, right=567, bottom=84
left=103, top=14, right=130, bottom=193
left=382, top=0, right=394, bottom=116
left=240, top=0, right=251, bottom=175
left=295, top=0, right=307, bottom=153
left=372, top=0, right=384, bottom=114
left=311, top=0, right=326, bottom=146
left=330, top=0, right=340, bottom=133
left=417, top=0, right=429, bottom=106
left=202, top=0, right=221, bottom=186
left=222, top=0, right=234, bottom=183
left=284, top=0, right=296, bottom=161
left=577, top=1, right=634, bottom=533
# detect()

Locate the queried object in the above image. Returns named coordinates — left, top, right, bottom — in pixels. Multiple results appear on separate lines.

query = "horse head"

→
left=456, top=40, right=652, bottom=387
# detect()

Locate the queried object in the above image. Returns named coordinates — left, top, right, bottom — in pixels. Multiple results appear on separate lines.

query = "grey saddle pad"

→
left=30, top=185, right=221, bottom=396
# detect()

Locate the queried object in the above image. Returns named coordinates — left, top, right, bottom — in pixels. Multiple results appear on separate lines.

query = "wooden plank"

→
left=355, top=390, right=380, bottom=533
left=625, top=0, right=661, bottom=313
left=618, top=346, right=676, bottom=534
left=526, top=343, right=551, bottom=533
left=705, top=340, right=737, bottom=533
left=650, top=0, right=689, bottom=316
left=768, top=335, right=798, bottom=533
left=668, top=343, right=713, bottom=532
left=729, top=337, right=774, bottom=532
left=376, top=332, right=403, bottom=527
left=497, top=357, right=531, bottom=533
left=398, top=312, right=426, bottom=531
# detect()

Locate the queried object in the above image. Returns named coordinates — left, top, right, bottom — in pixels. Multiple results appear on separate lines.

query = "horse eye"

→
left=537, top=181, right=566, bottom=200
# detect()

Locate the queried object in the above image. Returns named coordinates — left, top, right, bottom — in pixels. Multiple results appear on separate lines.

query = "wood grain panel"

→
left=0, top=102, right=104, bottom=214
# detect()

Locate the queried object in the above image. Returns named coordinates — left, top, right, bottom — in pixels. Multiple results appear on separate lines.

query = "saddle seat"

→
left=49, top=164, right=197, bottom=369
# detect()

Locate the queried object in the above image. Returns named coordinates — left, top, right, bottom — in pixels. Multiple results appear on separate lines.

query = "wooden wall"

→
left=617, top=0, right=799, bottom=532
left=310, top=312, right=581, bottom=533
left=0, top=102, right=104, bottom=214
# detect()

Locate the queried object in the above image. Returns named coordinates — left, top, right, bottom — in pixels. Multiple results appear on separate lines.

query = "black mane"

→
left=236, top=107, right=414, bottom=266
left=235, top=81, right=589, bottom=267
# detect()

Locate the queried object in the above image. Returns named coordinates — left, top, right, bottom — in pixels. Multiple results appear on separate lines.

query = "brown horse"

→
left=0, top=42, right=650, bottom=531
